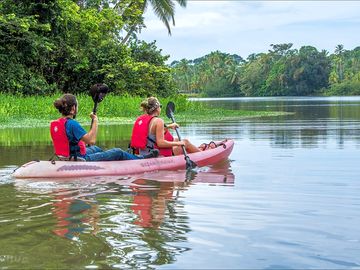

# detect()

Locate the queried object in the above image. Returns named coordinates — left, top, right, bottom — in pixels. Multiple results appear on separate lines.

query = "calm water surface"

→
left=0, top=96, right=360, bottom=269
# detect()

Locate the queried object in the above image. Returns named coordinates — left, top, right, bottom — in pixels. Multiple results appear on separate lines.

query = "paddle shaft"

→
left=168, top=113, right=196, bottom=170
left=174, top=126, right=189, bottom=156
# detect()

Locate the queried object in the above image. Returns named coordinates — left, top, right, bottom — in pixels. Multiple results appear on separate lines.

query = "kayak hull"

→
left=13, top=139, right=234, bottom=178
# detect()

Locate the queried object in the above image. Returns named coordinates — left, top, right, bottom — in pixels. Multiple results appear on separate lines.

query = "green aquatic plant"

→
left=0, top=93, right=290, bottom=130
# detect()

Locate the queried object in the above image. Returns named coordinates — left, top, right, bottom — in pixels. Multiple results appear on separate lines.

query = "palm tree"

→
left=120, top=0, right=187, bottom=44
left=335, top=44, right=344, bottom=55
left=334, top=44, right=345, bottom=81
left=226, top=63, right=242, bottom=85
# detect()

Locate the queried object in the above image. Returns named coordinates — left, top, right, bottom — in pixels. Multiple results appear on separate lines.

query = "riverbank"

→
left=0, top=93, right=291, bottom=129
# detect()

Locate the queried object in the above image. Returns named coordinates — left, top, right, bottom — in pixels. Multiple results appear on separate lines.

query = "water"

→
left=1, top=96, right=360, bottom=269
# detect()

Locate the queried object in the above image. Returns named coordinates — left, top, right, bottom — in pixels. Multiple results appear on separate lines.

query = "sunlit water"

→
left=1, top=96, right=360, bottom=269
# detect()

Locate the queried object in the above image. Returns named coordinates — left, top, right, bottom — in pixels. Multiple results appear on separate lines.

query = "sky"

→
left=138, top=1, right=360, bottom=62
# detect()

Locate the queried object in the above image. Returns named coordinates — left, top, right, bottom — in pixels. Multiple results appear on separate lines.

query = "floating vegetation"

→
left=0, top=93, right=291, bottom=129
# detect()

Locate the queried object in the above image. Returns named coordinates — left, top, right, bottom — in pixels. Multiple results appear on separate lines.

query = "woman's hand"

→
left=89, top=112, right=98, bottom=121
left=177, top=140, right=185, bottom=146
left=166, top=122, right=179, bottom=129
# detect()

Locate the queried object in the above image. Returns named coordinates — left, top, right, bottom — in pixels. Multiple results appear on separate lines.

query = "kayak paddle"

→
left=89, top=83, right=109, bottom=129
left=165, top=101, right=197, bottom=171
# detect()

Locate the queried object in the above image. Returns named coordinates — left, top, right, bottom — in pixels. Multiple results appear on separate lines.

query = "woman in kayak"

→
left=130, top=96, right=204, bottom=157
left=51, top=91, right=158, bottom=161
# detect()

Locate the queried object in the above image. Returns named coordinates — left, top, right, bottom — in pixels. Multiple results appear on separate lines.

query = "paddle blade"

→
left=185, top=170, right=197, bottom=182
left=185, top=156, right=197, bottom=171
left=90, top=83, right=109, bottom=103
left=166, top=101, right=175, bottom=119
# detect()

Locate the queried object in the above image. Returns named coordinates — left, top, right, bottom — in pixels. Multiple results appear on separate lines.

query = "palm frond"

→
left=149, top=0, right=175, bottom=34
left=175, top=0, right=187, bottom=7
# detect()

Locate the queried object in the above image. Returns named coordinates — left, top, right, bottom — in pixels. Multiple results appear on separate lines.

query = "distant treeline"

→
left=2, top=1, right=359, bottom=98
left=0, top=0, right=176, bottom=96
left=171, top=44, right=360, bottom=97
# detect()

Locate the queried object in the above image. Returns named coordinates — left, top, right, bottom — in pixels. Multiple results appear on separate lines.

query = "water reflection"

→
left=6, top=167, right=234, bottom=268
left=189, top=96, right=360, bottom=149
left=52, top=191, right=99, bottom=240
left=2, top=96, right=360, bottom=269
left=131, top=180, right=179, bottom=228
left=1, top=97, right=360, bottom=167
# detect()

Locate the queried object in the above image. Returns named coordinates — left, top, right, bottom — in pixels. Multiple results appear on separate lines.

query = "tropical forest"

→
left=0, top=0, right=178, bottom=97
left=171, top=44, right=360, bottom=97
left=1, top=0, right=359, bottom=99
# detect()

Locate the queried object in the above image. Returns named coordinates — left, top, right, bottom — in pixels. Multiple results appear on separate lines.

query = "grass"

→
left=0, top=93, right=292, bottom=129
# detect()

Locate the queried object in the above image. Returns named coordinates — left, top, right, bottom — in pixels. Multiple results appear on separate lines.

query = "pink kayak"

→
left=12, top=139, right=234, bottom=178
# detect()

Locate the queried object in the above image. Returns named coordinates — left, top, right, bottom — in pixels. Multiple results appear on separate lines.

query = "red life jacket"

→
left=130, top=114, right=174, bottom=157
left=50, top=118, right=86, bottom=157
left=159, top=130, right=174, bottom=157
left=130, top=114, right=154, bottom=149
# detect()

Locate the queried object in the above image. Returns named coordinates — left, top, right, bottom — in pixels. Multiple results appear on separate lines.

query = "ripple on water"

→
left=0, top=166, right=17, bottom=184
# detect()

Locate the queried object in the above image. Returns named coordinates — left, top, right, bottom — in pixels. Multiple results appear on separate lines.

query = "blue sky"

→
left=138, top=1, right=360, bottom=62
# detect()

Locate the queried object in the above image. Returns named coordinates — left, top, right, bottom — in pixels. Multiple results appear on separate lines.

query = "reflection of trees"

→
left=0, top=145, right=52, bottom=166
left=198, top=99, right=360, bottom=148
left=2, top=182, right=113, bottom=269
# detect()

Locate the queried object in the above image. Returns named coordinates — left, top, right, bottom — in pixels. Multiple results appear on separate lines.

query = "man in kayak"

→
left=130, top=96, right=202, bottom=157
left=51, top=93, right=158, bottom=161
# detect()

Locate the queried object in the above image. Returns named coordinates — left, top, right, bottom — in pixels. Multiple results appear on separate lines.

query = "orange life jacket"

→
left=50, top=118, right=86, bottom=157
left=130, top=114, right=174, bottom=157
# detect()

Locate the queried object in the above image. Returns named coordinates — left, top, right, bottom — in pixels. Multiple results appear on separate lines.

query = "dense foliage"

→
left=1, top=0, right=358, bottom=98
left=171, top=44, right=360, bottom=97
left=0, top=0, right=178, bottom=96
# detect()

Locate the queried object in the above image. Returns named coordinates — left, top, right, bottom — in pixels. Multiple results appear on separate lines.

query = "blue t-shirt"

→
left=65, top=119, right=87, bottom=145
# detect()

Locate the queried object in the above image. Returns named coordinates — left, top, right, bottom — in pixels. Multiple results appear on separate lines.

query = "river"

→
left=0, top=96, right=359, bottom=269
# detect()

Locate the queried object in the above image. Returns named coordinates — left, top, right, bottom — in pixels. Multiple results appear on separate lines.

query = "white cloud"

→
left=139, top=1, right=360, bottom=61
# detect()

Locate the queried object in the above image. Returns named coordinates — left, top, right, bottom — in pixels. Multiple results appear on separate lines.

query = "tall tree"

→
left=175, top=59, right=192, bottom=92
left=334, top=44, right=345, bottom=81
left=286, top=46, right=330, bottom=95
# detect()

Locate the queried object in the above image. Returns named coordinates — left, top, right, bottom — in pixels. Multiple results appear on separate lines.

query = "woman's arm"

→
left=155, top=118, right=184, bottom=148
left=81, top=113, right=98, bottom=145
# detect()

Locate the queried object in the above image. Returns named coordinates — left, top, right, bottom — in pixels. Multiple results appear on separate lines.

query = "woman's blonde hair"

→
left=140, top=97, right=161, bottom=114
